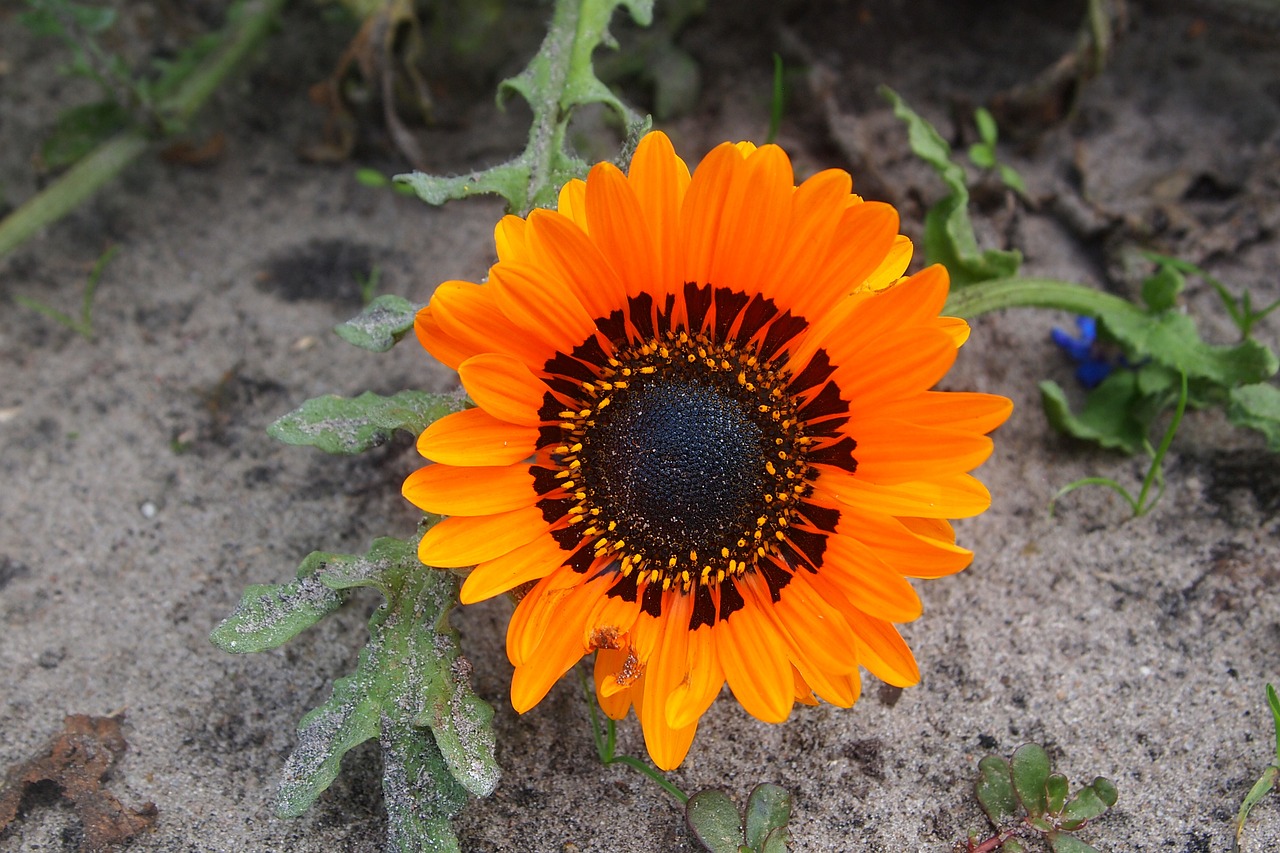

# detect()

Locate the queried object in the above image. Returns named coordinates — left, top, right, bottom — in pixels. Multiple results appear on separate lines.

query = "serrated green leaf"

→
left=686, top=790, right=744, bottom=853
left=744, top=784, right=791, bottom=850
left=1011, top=744, right=1051, bottom=818
left=1046, top=772, right=1070, bottom=814
left=41, top=100, right=130, bottom=169
left=1140, top=265, right=1184, bottom=312
left=273, top=539, right=499, bottom=823
left=976, top=755, right=1019, bottom=826
left=267, top=390, right=465, bottom=455
left=1048, top=834, right=1100, bottom=853
left=1227, top=383, right=1280, bottom=451
left=397, top=161, right=533, bottom=211
left=333, top=294, right=423, bottom=352
left=209, top=576, right=345, bottom=654
left=1040, top=373, right=1149, bottom=454
left=1059, top=783, right=1112, bottom=830
left=381, top=717, right=468, bottom=853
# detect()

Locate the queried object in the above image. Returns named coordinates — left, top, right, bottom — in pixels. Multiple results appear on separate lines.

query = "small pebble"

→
left=140, top=501, right=159, bottom=519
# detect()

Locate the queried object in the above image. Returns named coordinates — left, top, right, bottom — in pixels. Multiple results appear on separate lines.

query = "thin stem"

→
left=577, top=665, right=690, bottom=805
left=943, top=277, right=1145, bottom=321
left=0, top=0, right=287, bottom=259
left=1134, top=371, right=1188, bottom=515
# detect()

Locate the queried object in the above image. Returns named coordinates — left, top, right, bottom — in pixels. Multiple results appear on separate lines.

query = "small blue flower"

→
left=1051, top=316, right=1114, bottom=389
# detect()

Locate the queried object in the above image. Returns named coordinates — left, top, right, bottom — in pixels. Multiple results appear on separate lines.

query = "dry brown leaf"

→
left=0, top=714, right=157, bottom=851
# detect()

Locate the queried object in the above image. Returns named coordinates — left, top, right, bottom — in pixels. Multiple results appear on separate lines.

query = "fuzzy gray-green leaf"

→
left=268, top=390, right=465, bottom=455
left=381, top=716, right=468, bottom=853
left=976, top=755, right=1019, bottom=826
left=1010, top=744, right=1051, bottom=818
left=209, top=575, right=345, bottom=654
left=686, top=790, right=744, bottom=853
left=334, top=294, right=422, bottom=352
left=744, top=784, right=791, bottom=850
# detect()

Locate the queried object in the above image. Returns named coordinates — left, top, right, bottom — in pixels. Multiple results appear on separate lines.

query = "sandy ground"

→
left=2, top=1, right=1279, bottom=851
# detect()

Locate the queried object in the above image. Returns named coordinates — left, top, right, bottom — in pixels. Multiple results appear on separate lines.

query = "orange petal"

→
left=829, top=327, right=958, bottom=406
left=415, top=304, right=474, bottom=370
left=641, top=593, right=700, bottom=769
left=557, top=178, right=588, bottom=231
left=461, top=532, right=568, bottom=604
left=510, top=572, right=611, bottom=712
left=417, top=407, right=539, bottom=466
left=458, top=352, right=549, bottom=427
left=834, top=507, right=973, bottom=579
left=869, top=391, right=1013, bottom=435
left=491, top=263, right=596, bottom=355
left=863, top=235, right=914, bottom=292
left=586, top=161, right=659, bottom=299
left=846, top=613, right=920, bottom=687
left=429, top=280, right=550, bottom=368
left=808, top=201, right=900, bottom=299
left=494, top=214, right=530, bottom=263
left=506, top=566, right=587, bottom=668
left=764, top=572, right=862, bottom=707
left=594, top=646, right=635, bottom=719
left=678, top=142, right=742, bottom=288
left=708, top=143, right=793, bottom=296
left=716, top=584, right=793, bottom=723
left=770, top=168, right=854, bottom=313
left=526, top=208, right=627, bottom=318
left=847, top=419, right=994, bottom=484
left=814, top=468, right=992, bottom=519
left=627, top=131, right=690, bottom=294
left=418, top=506, right=550, bottom=568
left=666, top=625, right=723, bottom=729
left=812, top=534, right=922, bottom=623
left=583, top=585, right=642, bottom=650
left=402, top=463, right=537, bottom=516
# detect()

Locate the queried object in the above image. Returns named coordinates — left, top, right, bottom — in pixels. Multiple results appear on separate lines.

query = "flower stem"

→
left=1133, top=371, right=1188, bottom=516
left=578, top=667, right=690, bottom=805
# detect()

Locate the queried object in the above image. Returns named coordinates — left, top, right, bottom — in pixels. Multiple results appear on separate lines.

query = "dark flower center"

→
left=582, top=378, right=770, bottom=561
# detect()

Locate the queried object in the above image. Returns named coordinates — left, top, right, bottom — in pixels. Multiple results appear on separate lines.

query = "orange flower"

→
left=404, top=131, right=1011, bottom=770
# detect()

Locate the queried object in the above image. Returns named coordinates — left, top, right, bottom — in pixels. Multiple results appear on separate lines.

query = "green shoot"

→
left=579, top=668, right=689, bottom=805
left=1142, top=251, right=1280, bottom=342
left=966, top=107, right=1027, bottom=195
left=767, top=52, right=785, bottom=144
left=356, top=264, right=382, bottom=304
left=1049, top=372, right=1188, bottom=518
left=14, top=244, right=120, bottom=339
left=1233, top=683, right=1280, bottom=852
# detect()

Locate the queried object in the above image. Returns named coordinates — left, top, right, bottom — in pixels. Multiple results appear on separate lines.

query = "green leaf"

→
left=1227, top=383, right=1280, bottom=451
left=40, top=101, right=130, bottom=170
left=333, top=294, right=423, bottom=352
left=976, top=755, right=1019, bottom=826
left=1046, top=772, right=1070, bottom=814
left=1140, top=265, right=1184, bottom=312
left=1001, top=841, right=1027, bottom=853
left=1058, top=781, right=1114, bottom=830
left=1048, top=835, right=1100, bottom=853
left=975, top=107, right=998, bottom=146
left=1269, top=683, right=1280, bottom=761
left=381, top=716, right=468, bottom=853
left=273, top=538, right=499, bottom=833
left=397, top=0, right=653, bottom=216
left=968, top=143, right=996, bottom=169
left=267, top=390, right=466, bottom=455
left=744, top=784, right=791, bottom=850
left=686, top=790, right=744, bottom=853
left=997, top=164, right=1027, bottom=195
left=1039, top=373, right=1149, bottom=454
left=1098, top=307, right=1277, bottom=388
left=1010, top=744, right=1050, bottom=818
left=209, top=575, right=345, bottom=654
left=1090, top=776, right=1118, bottom=808
left=881, top=86, right=1022, bottom=287
left=759, top=826, right=789, bottom=853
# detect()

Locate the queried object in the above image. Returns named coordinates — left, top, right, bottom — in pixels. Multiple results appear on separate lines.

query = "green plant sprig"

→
left=963, top=743, right=1117, bottom=853
left=13, top=243, right=119, bottom=339
left=397, top=0, right=654, bottom=216
left=0, top=0, right=287, bottom=260
left=1233, top=683, right=1280, bottom=852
